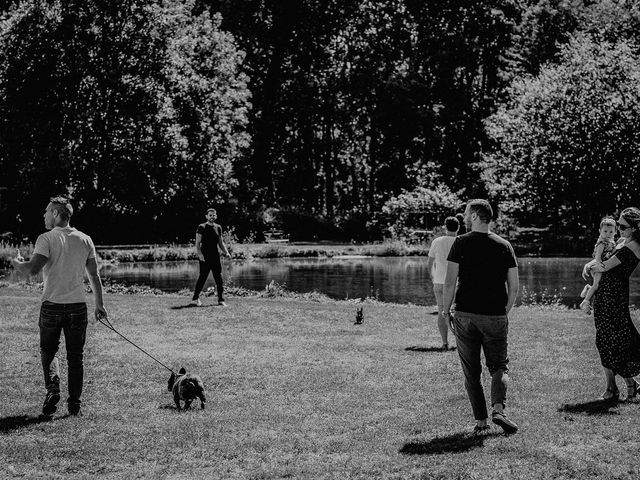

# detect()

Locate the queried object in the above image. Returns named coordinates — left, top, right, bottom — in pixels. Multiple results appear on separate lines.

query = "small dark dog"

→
left=354, top=307, right=364, bottom=325
left=167, top=367, right=206, bottom=410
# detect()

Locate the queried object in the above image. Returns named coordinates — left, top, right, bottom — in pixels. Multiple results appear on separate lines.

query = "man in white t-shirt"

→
left=426, top=216, right=459, bottom=350
left=12, top=197, right=106, bottom=417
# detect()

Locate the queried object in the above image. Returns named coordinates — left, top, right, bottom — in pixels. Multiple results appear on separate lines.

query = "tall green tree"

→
left=201, top=0, right=519, bottom=230
left=407, top=0, right=520, bottom=191
left=0, top=0, right=250, bottom=241
left=579, top=0, right=640, bottom=47
left=511, top=0, right=581, bottom=76
left=482, top=34, right=640, bottom=229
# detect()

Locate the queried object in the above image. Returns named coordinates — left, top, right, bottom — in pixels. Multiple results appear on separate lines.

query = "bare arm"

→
left=426, top=256, right=435, bottom=281
left=442, top=261, right=459, bottom=331
left=218, top=230, right=230, bottom=257
left=593, top=243, right=605, bottom=263
left=582, top=259, right=597, bottom=280
left=11, top=253, right=48, bottom=276
left=505, top=266, right=519, bottom=314
left=195, top=232, right=204, bottom=261
left=591, top=255, right=621, bottom=273
left=85, top=257, right=106, bottom=321
left=442, top=261, right=459, bottom=312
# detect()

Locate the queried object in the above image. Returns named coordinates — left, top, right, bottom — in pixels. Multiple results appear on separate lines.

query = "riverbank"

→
left=1, top=238, right=590, bottom=269
left=2, top=286, right=639, bottom=479
left=98, top=240, right=432, bottom=262
left=1, top=241, right=430, bottom=268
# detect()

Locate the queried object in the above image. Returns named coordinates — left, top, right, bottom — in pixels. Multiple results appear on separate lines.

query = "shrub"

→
left=0, top=242, right=34, bottom=268
left=375, top=184, right=463, bottom=239
left=519, top=285, right=565, bottom=308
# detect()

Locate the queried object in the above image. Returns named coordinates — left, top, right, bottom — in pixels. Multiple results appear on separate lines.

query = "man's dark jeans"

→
left=39, top=301, right=87, bottom=409
left=453, top=311, right=510, bottom=420
left=192, top=256, right=224, bottom=302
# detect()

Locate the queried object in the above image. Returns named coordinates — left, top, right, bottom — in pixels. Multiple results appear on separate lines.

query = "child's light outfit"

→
left=593, top=238, right=616, bottom=262
left=580, top=237, right=616, bottom=311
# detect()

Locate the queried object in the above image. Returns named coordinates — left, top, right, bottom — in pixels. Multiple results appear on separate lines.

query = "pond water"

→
left=5, top=256, right=639, bottom=307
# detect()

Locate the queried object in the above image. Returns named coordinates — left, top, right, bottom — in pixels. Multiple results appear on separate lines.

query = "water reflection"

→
left=4, top=257, right=640, bottom=307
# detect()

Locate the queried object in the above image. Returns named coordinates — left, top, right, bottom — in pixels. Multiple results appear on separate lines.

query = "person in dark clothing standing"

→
left=192, top=208, right=231, bottom=306
left=442, top=199, right=519, bottom=434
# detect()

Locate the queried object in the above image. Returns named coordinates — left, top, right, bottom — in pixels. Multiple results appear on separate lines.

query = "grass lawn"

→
left=2, top=287, right=640, bottom=479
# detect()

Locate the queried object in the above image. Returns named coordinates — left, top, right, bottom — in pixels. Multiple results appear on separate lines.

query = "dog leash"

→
left=96, top=314, right=176, bottom=375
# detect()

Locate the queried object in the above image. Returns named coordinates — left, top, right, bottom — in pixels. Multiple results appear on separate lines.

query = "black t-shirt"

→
left=197, top=222, right=222, bottom=258
left=447, top=231, right=518, bottom=315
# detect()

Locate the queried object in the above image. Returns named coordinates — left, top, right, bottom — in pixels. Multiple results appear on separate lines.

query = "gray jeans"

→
left=453, top=311, right=510, bottom=420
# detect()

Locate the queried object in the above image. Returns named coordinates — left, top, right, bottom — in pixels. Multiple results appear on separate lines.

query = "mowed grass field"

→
left=2, top=287, right=640, bottom=479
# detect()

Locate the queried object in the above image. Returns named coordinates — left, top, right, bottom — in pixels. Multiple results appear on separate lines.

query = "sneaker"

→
left=42, top=392, right=60, bottom=416
left=602, top=387, right=620, bottom=403
left=580, top=285, right=591, bottom=298
left=68, top=405, right=82, bottom=416
left=473, top=424, right=490, bottom=434
left=191, top=299, right=202, bottom=307
left=218, top=301, right=227, bottom=307
left=492, top=411, right=518, bottom=434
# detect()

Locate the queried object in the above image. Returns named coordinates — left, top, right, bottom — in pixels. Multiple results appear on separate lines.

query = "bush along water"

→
left=0, top=242, right=33, bottom=269
left=1, top=240, right=432, bottom=269
left=519, top=285, right=565, bottom=308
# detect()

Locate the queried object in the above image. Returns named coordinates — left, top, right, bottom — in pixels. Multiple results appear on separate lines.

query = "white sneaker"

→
left=191, top=299, right=202, bottom=307
left=580, top=285, right=591, bottom=298
left=218, top=301, right=227, bottom=307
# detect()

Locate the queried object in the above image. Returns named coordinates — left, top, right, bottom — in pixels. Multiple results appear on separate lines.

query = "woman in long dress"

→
left=583, top=207, right=640, bottom=402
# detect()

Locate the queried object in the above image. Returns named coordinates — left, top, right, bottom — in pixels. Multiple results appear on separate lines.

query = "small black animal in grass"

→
left=167, top=367, right=206, bottom=410
left=354, top=307, right=363, bottom=325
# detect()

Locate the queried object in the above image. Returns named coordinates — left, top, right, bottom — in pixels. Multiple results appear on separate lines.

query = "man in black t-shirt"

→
left=191, top=208, right=231, bottom=306
left=442, top=199, right=520, bottom=434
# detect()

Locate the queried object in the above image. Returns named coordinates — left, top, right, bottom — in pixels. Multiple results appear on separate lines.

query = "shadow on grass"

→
left=405, top=346, right=456, bottom=353
left=170, top=304, right=217, bottom=311
left=0, top=414, right=63, bottom=433
left=158, top=404, right=206, bottom=412
left=558, top=399, right=620, bottom=416
left=400, top=431, right=501, bottom=455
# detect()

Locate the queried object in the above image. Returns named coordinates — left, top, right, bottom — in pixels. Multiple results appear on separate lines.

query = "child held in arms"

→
left=580, top=217, right=618, bottom=314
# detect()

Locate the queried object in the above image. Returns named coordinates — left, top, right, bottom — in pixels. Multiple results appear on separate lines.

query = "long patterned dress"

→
left=593, top=246, right=640, bottom=377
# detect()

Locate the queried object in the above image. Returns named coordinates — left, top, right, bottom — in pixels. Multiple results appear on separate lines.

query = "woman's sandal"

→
left=602, top=387, right=620, bottom=403
left=626, top=381, right=640, bottom=400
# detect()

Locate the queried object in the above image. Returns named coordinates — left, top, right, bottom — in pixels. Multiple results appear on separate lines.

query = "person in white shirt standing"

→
left=12, top=197, right=106, bottom=417
left=426, top=216, right=459, bottom=350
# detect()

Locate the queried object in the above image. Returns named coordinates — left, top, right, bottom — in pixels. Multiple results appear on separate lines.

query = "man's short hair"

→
left=49, top=196, right=73, bottom=221
left=206, top=208, right=217, bottom=214
left=445, top=216, right=459, bottom=232
left=466, top=199, right=493, bottom=224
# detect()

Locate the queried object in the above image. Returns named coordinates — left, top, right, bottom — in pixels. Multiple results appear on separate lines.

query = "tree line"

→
left=1, top=0, right=639, bottom=244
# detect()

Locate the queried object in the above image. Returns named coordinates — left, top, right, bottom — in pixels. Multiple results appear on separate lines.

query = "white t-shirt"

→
left=33, top=226, right=96, bottom=304
left=428, top=235, right=457, bottom=284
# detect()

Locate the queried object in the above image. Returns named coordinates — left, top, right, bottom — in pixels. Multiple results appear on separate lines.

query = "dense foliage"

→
left=377, top=185, right=462, bottom=238
left=482, top=34, right=640, bottom=230
left=1, top=0, right=638, bottom=244
left=0, top=0, right=249, bottom=242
